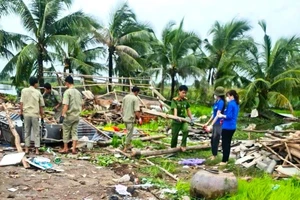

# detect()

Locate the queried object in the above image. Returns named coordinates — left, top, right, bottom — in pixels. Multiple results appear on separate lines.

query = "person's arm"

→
left=61, top=91, right=70, bottom=117
left=134, top=97, right=141, bottom=119
left=219, top=103, right=234, bottom=119
left=39, top=94, right=45, bottom=119
left=187, top=108, right=192, bottom=120
left=61, top=104, right=69, bottom=117
left=209, top=100, right=224, bottom=125
left=20, top=102, right=23, bottom=115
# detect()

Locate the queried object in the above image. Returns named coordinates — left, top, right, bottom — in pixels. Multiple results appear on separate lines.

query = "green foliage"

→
left=95, top=154, right=123, bottom=167
left=80, top=109, right=95, bottom=117
left=189, top=104, right=212, bottom=118
left=4, top=94, right=17, bottom=102
left=219, top=176, right=300, bottom=200
left=131, top=139, right=145, bottom=148
left=176, top=180, right=190, bottom=197
left=111, top=135, right=122, bottom=148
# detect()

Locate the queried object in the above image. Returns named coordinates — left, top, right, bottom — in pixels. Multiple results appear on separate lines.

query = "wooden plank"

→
left=2, top=103, right=29, bottom=168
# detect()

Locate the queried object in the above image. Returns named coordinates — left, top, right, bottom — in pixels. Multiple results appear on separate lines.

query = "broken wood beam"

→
left=243, top=129, right=296, bottom=133
left=260, top=142, right=300, bottom=171
left=145, top=159, right=178, bottom=181
left=141, top=108, right=204, bottom=127
left=131, top=144, right=210, bottom=157
left=2, top=103, right=29, bottom=168
left=97, top=135, right=166, bottom=147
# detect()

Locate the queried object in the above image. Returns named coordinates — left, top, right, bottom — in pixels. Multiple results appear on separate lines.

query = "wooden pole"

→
left=2, top=103, right=29, bottom=168
left=261, top=142, right=300, bottom=171
left=131, top=144, right=210, bottom=157
left=145, top=159, right=178, bottom=181
left=141, top=108, right=204, bottom=127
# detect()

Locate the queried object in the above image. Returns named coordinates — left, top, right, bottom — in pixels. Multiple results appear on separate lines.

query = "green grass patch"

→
left=219, top=176, right=300, bottom=200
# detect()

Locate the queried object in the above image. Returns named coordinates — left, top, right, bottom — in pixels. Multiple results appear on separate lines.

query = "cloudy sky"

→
left=0, top=0, right=299, bottom=75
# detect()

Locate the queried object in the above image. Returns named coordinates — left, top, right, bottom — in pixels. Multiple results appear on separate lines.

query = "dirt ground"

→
left=0, top=151, right=158, bottom=200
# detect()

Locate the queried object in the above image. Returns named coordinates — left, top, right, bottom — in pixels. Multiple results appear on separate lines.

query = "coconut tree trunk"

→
left=37, top=48, right=44, bottom=87
left=108, top=47, right=114, bottom=92
left=170, top=69, right=176, bottom=100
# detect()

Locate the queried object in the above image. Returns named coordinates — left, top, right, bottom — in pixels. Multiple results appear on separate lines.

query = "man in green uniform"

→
left=43, top=83, right=62, bottom=122
left=59, top=76, right=83, bottom=154
left=170, top=85, right=193, bottom=152
left=122, top=86, right=141, bottom=152
left=20, top=76, right=45, bottom=155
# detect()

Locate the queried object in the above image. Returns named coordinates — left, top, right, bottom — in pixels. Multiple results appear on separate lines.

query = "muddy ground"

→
left=0, top=151, right=158, bottom=200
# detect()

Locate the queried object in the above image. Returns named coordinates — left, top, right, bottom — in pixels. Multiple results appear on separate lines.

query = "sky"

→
left=0, top=0, right=300, bottom=82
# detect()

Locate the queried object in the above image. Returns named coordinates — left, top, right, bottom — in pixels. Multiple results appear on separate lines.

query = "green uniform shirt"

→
left=43, top=89, right=62, bottom=107
left=122, top=93, right=140, bottom=123
left=62, top=87, right=83, bottom=117
left=20, top=86, right=45, bottom=117
left=171, top=97, right=190, bottom=118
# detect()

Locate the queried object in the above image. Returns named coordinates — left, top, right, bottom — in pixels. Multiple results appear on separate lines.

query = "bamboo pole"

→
left=132, top=144, right=210, bottom=157
left=44, top=71, right=151, bottom=81
left=141, top=108, right=204, bottom=127
left=82, top=119, right=111, bottom=140
left=145, top=159, right=178, bottom=181
left=243, top=129, right=296, bottom=133
left=2, top=103, right=29, bottom=168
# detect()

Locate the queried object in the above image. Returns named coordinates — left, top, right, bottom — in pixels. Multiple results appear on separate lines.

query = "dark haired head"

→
left=226, top=90, right=239, bottom=105
left=219, top=95, right=226, bottom=113
left=178, top=85, right=188, bottom=92
left=65, top=75, right=74, bottom=84
left=44, top=82, right=51, bottom=90
left=131, top=86, right=140, bottom=93
left=29, top=76, right=38, bottom=86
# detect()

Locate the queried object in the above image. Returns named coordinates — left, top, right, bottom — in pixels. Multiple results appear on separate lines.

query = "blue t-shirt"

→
left=212, top=99, right=225, bottom=125
left=222, top=100, right=239, bottom=130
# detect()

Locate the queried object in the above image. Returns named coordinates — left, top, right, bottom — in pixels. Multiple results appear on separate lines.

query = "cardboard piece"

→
left=0, top=152, right=25, bottom=166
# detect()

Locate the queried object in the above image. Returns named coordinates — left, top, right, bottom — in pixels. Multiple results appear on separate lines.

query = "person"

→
left=20, top=76, right=45, bottom=155
left=204, top=86, right=226, bottom=160
left=59, top=76, right=83, bottom=154
left=43, top=83, right=62, bottom=122
left=217, top=90, right=240, bottom=165
left=170, top=85, right=193, bottom=152
left=121, top=86, right=141, bottom=152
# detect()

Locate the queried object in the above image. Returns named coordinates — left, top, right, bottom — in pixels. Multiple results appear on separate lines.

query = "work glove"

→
left=190, top=119, right=194, bottom=126
left=59, top=116, right=65, bottom=124
left=20, top=114, right=24, bottom=121
left=41, top=118, right=44, bottom=125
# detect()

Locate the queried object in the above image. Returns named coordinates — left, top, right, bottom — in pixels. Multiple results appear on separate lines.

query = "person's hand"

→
left=190, top=119, right=194, bottom=126
left=59, top=116, right=65, bottom=124
left=176, top=117, right=182, bottom=122
left=205, top=125, right=212, bottom=133
left=138, top=118, right=143, bottom=125
left=41, top=118, right=44, bottom=125
left=217, top=113, right=226, bottom=118
left=20, top=114, right=24, bottom=121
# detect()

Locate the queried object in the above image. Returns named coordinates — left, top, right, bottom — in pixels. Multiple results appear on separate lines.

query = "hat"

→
left=214, top=86, right=225, bottom=96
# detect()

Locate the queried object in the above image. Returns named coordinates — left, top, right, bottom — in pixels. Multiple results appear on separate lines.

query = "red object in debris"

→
left=112, top=126, right=120, bottom=131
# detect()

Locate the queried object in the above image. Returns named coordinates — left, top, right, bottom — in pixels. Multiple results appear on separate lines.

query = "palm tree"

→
left=203, top=19, right=251, bottom=86
left=239, top=20, right=300, bottom=114
left=0, top=0, right=99, bottom=86
left=93, top=2, right=153, bottom=91
left=147, top=20, right=201, bottom=99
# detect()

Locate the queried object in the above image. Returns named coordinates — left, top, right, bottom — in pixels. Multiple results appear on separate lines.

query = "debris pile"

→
left=231, top=130, right=300, bottom=177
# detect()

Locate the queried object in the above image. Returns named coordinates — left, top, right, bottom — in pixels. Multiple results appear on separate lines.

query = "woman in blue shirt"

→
left=217, top=90, right=240, bottom=165
left=204, top=86, right=225, bottom=160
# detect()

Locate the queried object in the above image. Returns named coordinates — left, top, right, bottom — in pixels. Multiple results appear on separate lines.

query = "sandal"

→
left=72, top=150, right=78, bottom=155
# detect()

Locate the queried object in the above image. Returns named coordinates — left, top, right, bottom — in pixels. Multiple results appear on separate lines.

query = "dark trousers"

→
left=221, top=129, right=236, bottom=162
left=211, top=124, right=222, bottom=156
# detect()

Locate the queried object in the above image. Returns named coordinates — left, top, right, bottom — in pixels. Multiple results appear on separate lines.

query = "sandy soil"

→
left=0, top=152, right=157, bottom=200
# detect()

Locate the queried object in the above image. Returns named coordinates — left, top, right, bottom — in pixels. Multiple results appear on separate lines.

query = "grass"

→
left=219, top=176, right=300, bottom=200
